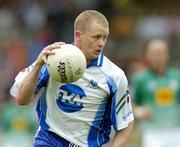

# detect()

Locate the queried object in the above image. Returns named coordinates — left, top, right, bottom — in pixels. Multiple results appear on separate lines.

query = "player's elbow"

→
left=128, top=120, right=134, bottom=130
left=16, top=86, right=34, bottom=105
left=16, top=96, right=31, bottom=106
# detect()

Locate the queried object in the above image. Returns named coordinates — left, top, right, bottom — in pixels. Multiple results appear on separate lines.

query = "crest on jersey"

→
left=89, top=79, right=98, bottom=89
left=56, top=84, right=86, bottom=113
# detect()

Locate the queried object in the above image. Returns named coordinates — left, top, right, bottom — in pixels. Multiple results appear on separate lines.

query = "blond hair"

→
left=74, top=10, right=109, bottom=33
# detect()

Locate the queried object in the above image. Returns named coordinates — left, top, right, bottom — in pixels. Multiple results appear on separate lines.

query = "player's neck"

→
left=151, top=66, right=167, bottom=76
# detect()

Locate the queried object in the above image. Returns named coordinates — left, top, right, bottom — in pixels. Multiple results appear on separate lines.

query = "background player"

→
left=132, top=38, right=180, bottom=147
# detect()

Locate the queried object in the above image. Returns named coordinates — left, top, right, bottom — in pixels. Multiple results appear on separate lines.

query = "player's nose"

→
left=98, top=37, right=106, bottom=47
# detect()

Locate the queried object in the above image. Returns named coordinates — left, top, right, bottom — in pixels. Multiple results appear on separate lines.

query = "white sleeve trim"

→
left=10, top=82, right=20, bottom=97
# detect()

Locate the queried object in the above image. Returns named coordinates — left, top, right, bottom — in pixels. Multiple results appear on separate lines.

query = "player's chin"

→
left=92, top=54, right=100, bottom=59
left=94, top=52, right=101, bottom=57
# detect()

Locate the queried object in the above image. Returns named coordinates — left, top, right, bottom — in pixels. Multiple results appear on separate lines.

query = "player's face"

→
left=146, top=40, right=169, bottom=71
left=77, top=22, right=109, bottom=64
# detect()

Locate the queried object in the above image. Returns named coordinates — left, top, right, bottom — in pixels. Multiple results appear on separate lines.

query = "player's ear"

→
left=74, top=30, right=81, bottom=42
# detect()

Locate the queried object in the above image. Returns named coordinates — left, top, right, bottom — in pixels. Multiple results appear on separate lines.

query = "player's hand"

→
left=36, top=42, right=66, bottom=66
left=134, top=106, right=152, bottom=120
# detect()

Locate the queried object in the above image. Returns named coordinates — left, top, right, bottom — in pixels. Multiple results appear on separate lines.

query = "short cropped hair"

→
left=74, top=10, right=109, bottom=33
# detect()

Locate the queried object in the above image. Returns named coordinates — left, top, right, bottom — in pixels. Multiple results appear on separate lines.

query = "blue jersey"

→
left=11, top=53, right=134, bottom=147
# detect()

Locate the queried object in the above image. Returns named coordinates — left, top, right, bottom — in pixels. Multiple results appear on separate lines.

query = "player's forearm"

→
left=17, top=63, right=42, bottom=105
left=112, top=121, right=134, bottom=147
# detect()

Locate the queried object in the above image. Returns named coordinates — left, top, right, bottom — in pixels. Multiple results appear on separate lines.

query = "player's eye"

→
left=93, top=35, right=101, bottom=39
left=103, top=36, right=107, bottom=41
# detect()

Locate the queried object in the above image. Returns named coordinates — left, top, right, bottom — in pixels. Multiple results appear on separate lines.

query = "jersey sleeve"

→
left=111, top=72, right=134, bottom=131
left=34, top=65, right=49, bottom=96
left=10, top=63, right=49, bottom=98
left=10, top=63, right=36, bottom=97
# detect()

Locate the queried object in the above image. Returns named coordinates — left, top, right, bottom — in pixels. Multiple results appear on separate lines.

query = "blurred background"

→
left=0, top=0, right=179, bottom=147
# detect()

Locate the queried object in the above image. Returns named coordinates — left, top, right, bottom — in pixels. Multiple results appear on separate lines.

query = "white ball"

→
left=47, top=44, right=86, bottom=83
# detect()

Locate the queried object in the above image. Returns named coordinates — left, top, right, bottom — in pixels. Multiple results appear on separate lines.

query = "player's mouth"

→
left=94, top=50, right=101, bottom=55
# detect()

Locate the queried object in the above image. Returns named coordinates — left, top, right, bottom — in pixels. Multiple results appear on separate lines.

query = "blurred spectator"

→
left=27, top=26, right=55, bottom=64
left=0, top=7, right=18, bottom=38
left=19, top=1, right=46, bottom=31
left=0, top=44, right=12, bottom=103
left=73, top=0, right=98, bottom=10
left=45, top=0, right=78, bottom=41
left=132, top=38, right=180, bottom=147
left=5, top=38, right=28, bottom=78
left=110, top=13, right=134, bottom=39
left=135, top=15, right=169, bottom=40
left=166, top=14, right=180, bottom=37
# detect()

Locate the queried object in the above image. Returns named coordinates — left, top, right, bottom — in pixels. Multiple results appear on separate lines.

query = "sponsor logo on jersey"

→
left=56, top=84, right=86, bottom=113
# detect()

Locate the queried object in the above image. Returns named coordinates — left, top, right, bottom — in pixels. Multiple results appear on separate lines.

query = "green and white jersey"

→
left=132, top=68, right=180, bottom=129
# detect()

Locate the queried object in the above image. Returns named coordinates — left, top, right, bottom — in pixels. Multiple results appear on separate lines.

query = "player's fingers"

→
left=43, top=41, right=66, bottom=51
left=43, top=50, right=56, bottom=66
left=45, top=50, right=55, bottom=55
left=43, top=44, right=61, bottom=51
left=53, top=42, right=66, bottom=45
left=49, top=42, right=66, bottom=50
left=41, top=49, right=55, bottom=58
left=42, top=55, right=49, bottom=66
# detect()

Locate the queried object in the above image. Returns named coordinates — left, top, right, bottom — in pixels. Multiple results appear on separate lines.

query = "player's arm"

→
left=131, top=73, right=152, bottom=120
left=16, top=62, right=43, bottom=105
left=16, top=42, right=63, bottom=105
left=112, top=121, right=134, bottom=147
left=111, top=71, right=134, bottom=147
